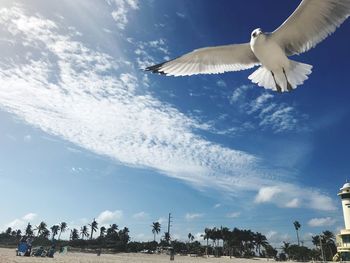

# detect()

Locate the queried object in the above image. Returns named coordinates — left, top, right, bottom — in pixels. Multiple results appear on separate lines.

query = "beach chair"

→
left=47, top=247, right=55, bottom=258
left=32, top=246, right=46, bottom=257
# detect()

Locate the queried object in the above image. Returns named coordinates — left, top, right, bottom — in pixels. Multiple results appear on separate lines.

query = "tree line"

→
left=0, top=218, right=337, bottom=259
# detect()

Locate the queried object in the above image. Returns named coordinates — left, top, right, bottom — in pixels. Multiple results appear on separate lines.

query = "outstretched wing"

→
left=271, top=0, right=350, bottom=56
left=145, top=43, right=259, bottom=77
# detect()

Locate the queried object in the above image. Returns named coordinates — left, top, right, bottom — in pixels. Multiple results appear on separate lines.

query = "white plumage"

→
left=146, top=0, right=350, bottom=92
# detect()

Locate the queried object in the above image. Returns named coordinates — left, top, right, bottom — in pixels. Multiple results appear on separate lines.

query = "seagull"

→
left=146, top=0, right=350, bottom=92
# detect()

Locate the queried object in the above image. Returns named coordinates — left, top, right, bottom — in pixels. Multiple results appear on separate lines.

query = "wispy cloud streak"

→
left=0, top=7, right=335, bottom=211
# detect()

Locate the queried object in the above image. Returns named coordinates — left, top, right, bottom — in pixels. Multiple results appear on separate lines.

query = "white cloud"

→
left=107, top=0, right=139, bottom=30
left=156, top=217, right=166, bottom=224
left=286, top=198, right=300, bottom=208
left=133, top=38, right=169, bottom=69
left=96, top=210, right=123, bottom=224
left=230, top=85, right=249, bottom=104
left=308, top=217, right=336, bottom=227
left=6, top=219, right=26, bottom=230
left=0, top=7, right=258, bottom=195
left=0, top=7, right=335, bottom=213
left=265, top=230, right=291, bottom=247
left=4, top=213, right=38, bottom=230
left=195, top=232, right=204, bottom=242
left=147, top=39, right=169, bottom=55
left=229, top=86, right=308, bottom=133
left=254, top=184, right=335, bottom=211
left=227, top=212, right=241, bottom=218
left=216, top=80, right=227, bottom=88
left=176, top=12, right=186, bottom=19
left=22, top=213, right=37, bottom=221
left=255, top=186, right=282, bottom=203
left=132, top=211, right=149, bottom=220
left=248, top=93, right=274, bottom=113
left=213, top=203, right=221, bottom=209
left=266, top=230, right=277, bottom=239
left=185, top=213, right=204, bottom=221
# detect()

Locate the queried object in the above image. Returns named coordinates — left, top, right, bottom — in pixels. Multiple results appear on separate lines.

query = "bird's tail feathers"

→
left=248, top=60, right=312, bottom=92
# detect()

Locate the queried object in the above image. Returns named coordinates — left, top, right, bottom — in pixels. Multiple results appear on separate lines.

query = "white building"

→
left=336, top=182, right=350, bottom=260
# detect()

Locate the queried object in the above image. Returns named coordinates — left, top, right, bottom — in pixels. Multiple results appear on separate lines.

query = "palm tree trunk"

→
left=206, top=238, right=209, bottom=257
left=328, top=244, right=334, bottom=259
left=296, top=230, right=300, bottom=246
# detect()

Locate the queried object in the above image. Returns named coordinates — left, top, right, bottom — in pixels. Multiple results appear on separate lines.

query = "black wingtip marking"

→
left=144, top=56, right=180, bottom=75
left=145, top=61, right=167, bottom=75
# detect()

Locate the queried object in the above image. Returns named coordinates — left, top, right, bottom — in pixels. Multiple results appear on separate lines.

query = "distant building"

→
left=336, top=182, right=350, bottom=260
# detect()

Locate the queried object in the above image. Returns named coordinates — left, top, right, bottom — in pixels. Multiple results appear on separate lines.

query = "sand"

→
left=0, top=248, right=277, bottom=263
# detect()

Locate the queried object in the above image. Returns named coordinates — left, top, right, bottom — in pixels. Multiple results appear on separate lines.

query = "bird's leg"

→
left=271, top=71, right=282, bottom=93
left=283, top=68, right=293, bottom=91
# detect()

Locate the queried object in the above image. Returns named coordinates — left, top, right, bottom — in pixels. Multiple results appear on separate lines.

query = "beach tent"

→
left=17, top=242, right=29, bottom=256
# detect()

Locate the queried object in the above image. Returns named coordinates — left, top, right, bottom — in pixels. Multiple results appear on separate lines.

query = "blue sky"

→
left=0, top=0, right=349, bottom=246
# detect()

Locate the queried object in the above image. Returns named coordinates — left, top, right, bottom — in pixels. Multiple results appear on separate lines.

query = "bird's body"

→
left=250, top=31, right=289, bottom=72
left=146, top=0, right=350, bottom=92
left=248, top=28, right=313, bottom=92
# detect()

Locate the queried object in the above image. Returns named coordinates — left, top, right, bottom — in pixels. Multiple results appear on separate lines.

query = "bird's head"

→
left=251, top=28, right=264, bottom=39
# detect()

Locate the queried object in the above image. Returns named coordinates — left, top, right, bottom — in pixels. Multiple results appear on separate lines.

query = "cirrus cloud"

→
left=0, top=6, right=336, bottom=213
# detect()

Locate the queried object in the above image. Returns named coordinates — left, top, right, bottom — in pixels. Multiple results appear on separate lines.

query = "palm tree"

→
left=254, top=232, right=268, bottom=256
left=312, top=235, right=320, bottom=249
left=281, top=241, right=290, bottom=258
left=220, top=227, right=229, bottom=251
left=70, top=228, right=79, bottom=240
left=89, top=219, right=98, bottom=240
left=212, top=227, right=221, bottom=248
left=25, top=223, right=33, bottom=236
left=119, top=227, right=130, bottom=245
left=203, top=228, right=211, bottom=257
left=99, top=226, right=106, bottom=238
left=50, top=225, right=60, bottom=240
left=322, top=230, right=336, bottom=259
left=107, top=224, right=118, bottom=237
left=35, top=221, right=47, bottom=237
left=188, top=233, right=194, bottom=243
left=58, top=222, right=67, bottom=240
left=5, top=227, right=12, bottom=235
left=151, top=222, right=161, bottom=242
left=42, top=229, right=50, bottom=239
left=80, top=225, right=89, bottom=239
left=293, top=221, right=301, bottom=246
left=241, top=229, right=255, bottom=256
left=203, top=228, right=210, bottom=244
left=16, top=229, right=22, bottom=239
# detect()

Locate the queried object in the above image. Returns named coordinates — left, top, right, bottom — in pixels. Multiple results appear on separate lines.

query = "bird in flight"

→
left=146, top=0, right=350, bottom=92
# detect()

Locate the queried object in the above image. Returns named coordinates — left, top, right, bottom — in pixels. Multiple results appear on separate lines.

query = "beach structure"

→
left=336, top=182, right=350, bottom=260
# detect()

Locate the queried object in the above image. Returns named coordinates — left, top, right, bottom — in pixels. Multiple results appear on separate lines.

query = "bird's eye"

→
left=252, top=32, right=257, bottom=38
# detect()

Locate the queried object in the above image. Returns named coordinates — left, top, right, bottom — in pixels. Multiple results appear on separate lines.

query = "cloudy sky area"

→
left=0, top=0, right=349, bottom=246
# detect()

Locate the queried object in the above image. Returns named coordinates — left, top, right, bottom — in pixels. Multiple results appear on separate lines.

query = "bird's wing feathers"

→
left=145, top=43, right=259, bottom=76
left=271, top=0, right=350, bottom=56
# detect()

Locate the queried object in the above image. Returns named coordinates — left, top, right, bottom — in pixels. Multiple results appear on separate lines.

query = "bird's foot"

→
left=283, top=68, right=293, bottom=92
left=276, top=83, right=282, bottom=93
left=271, top=71, right=282, bottom=93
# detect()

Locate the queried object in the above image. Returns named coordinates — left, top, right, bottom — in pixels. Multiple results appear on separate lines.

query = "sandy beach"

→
left=0, top=248, right=278, bottom=263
